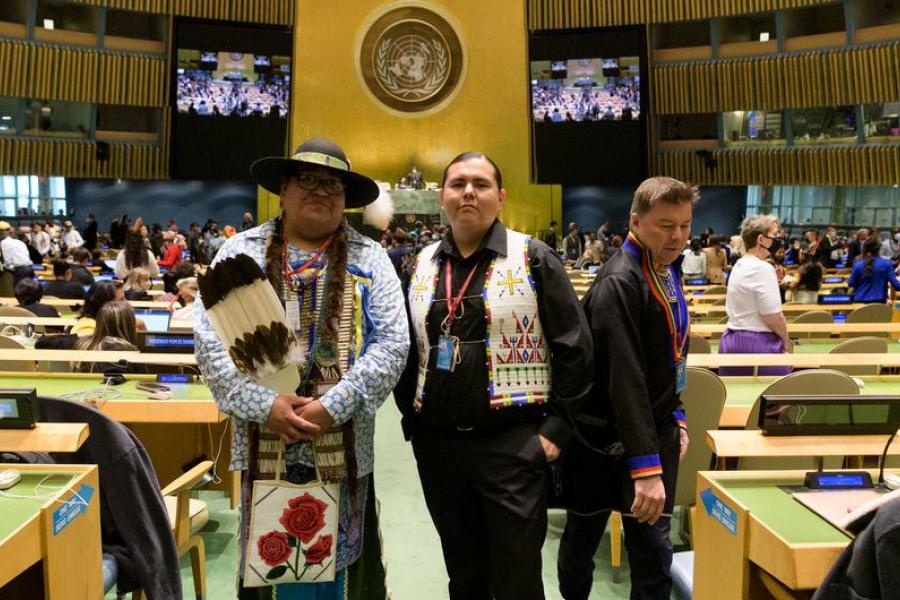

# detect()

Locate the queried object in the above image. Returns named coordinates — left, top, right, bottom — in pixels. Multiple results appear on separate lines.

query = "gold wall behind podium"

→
left=275, top=0, right=559, bottom=233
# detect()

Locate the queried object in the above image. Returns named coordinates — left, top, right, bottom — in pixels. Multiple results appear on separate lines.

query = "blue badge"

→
left=436, top=335, right=456, bottom=372
left=700, top=487, right=737, bottom=535
left=52, top=483, right=94, bottom=536
left=675, top=361, right=686, bottom=394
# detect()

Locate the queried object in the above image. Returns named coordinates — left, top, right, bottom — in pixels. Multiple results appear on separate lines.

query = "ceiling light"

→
left=43, top=19, right=54, bottom=30
left=759, top=32, right=770, bottom=42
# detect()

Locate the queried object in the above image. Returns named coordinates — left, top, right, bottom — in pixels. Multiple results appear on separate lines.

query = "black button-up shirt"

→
left=395, top=220, right=593, bottom=447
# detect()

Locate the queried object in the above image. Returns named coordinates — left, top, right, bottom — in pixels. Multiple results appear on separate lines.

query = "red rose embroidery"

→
left=279, top=493, right=328, bottom=543
left=303, top=534, right=333, bottom=566
left=257, top=530, right=292, bottom=567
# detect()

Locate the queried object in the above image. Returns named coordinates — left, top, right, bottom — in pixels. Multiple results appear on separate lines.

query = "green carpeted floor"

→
left=111, top=400, right=647, bottom=599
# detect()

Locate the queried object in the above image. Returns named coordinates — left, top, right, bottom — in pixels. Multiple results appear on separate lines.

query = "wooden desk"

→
left=693, top=470, right=853, bottom=599
left=0, top=465, right=102, bottom=598
left=717, top=375, right=900, bottom=428
left=0, top=423, right=89, bottom=452
left=691, top=322, right=900, bottom=337
left=706, top=429, right=900, bottom=458
left=687, top=352, right=900, bottom=369
left=0, top=348, right=197, bottom=366
left=0, top=372, right=237, bottom=509
left=690, top=303, right=866, bottom=316
left=0, top=298, right=171, bottom=310
left=0, top=316, right=78, bottom=328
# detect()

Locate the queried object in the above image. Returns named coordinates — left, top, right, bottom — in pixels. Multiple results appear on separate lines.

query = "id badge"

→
left=436, top=335, right=457, bottom=372
left=286, top=299, right=300, bottom=335
left=675, top=361, right=687, bottom=394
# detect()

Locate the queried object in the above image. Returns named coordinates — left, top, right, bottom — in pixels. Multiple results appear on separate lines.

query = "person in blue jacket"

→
left=848, top=237, right=900, bottom=304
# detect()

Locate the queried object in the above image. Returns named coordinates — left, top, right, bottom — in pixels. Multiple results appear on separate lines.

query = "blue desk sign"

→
left=700, top=487, right=737, bottom=535
left=52, top=483, right=94, bottom=536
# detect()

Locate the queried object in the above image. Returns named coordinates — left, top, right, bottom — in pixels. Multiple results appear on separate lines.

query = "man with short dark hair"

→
left=397, top=152, right=592, bottom=599
left=43, top=260, right=85, bottom=300
left=69, top=247, right=95, bottom=286
left=0, top=222, right=34, bottom=286
left=558, top=176, right=698, bottom=600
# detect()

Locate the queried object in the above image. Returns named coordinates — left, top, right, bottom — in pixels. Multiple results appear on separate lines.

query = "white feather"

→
left=362, top=188, right=395, bottom=231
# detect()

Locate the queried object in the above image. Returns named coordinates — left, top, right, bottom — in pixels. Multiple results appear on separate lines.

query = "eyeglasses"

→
left=290, top=172, right=345, bottom=195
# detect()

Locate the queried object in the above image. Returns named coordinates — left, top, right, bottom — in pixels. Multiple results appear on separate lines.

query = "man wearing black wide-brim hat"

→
left=195, top=138, right=409, bottom=599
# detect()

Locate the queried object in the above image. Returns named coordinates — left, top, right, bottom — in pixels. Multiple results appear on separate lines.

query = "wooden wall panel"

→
left=0, top=138, right=166, bottom=179
left=67, top=0, right=294, bottom=24
left=652, top=43, right=900, bottom=114
left=529, top=0, right=839, bottom=29
left=654, top=146, right=900, bottom=186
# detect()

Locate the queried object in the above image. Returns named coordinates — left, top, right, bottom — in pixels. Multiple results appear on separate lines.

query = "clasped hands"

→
left=267, top=394, right=335, bottom=444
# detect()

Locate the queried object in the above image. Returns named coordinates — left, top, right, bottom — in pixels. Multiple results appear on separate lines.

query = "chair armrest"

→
left=161, top=460, right=214, bottom=496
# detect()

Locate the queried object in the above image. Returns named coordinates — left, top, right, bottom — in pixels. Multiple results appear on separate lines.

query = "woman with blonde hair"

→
left=170, top=276, right=198, bottom=322
left=124, top=266, right=152, bottom=301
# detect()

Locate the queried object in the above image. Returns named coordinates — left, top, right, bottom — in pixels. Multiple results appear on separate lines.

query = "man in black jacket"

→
left=396, top=152, right=593, bottom=600
left=557, top=177, right=697, bottom=600
left=43, top=260, right=85, bottom=300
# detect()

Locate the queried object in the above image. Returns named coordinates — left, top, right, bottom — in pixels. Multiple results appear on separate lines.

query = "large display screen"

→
left=529, top=27, right=648, bottom=185
left=171, top=19, right=292, bottom=180
left=531, top=57, right=640, bottom=122
left=176, top=50, right=290, bottom=118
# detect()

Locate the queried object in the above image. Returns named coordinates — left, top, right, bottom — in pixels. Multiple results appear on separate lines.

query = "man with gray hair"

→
left=558, top=176, right=698, bottom=600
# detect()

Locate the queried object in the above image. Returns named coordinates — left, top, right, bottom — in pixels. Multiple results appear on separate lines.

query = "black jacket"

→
left=34, top=396, right=182, bottom=598
left=814, top=494, right=900, bottom=600
left=579, top=242, right=686, bottom=475
left=43, top=279, right=85, bottom=300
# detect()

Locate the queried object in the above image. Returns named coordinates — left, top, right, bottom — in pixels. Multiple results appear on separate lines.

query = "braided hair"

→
left=862, top=237, right=882, bottom=280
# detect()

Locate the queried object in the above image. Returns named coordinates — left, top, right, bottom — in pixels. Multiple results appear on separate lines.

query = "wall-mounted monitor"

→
left=529, top=27, right=648, bottom=185
left=171, top=19, right=292, bottom=180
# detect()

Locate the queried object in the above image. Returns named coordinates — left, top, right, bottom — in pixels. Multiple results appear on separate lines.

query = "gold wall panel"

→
left=655, top=146, right=900, bottom=186
left=68, top=0, right=294, bottom=24
left=529, top=0, right=839, bottom=29
left=291, top=0, right=559, bottom=234
left=652, top=42, right=900, bottom=114
left=0, top=138, right=166, bottom=179
left=0, top=40, right=166, bottom=106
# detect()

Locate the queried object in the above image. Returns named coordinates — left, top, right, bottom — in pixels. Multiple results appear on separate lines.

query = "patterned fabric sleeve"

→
left=318, top=244, right=410, bottom=425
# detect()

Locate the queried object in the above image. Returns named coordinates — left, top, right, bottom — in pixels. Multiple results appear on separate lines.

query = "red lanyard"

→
left=442, top=258, right=479, bottom=331
left=283, top=235, right=333, bottom=280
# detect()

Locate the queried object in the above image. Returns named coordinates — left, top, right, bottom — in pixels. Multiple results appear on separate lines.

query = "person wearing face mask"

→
left=718, top=215, right=791, bottom=376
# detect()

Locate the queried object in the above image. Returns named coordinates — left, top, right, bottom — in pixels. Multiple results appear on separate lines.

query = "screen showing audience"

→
left=529, top=26, right=648, bottom=185
left=171, top=19, right=292, bottom=180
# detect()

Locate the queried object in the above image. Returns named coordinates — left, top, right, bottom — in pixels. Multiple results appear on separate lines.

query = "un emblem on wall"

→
left=358, top=4, right=466, bottom=115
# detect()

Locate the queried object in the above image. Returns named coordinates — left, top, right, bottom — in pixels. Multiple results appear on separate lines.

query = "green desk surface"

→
left=714, top=479, right=851, bottom=545
left=723, top=379, right=900, bottom=407
left=0, top=472, right=75, bottom=542
left=0, top=374, right=212, bottom=402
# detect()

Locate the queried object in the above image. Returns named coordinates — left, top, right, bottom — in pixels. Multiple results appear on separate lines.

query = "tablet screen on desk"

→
left=134, top=310, right=171, bottom=333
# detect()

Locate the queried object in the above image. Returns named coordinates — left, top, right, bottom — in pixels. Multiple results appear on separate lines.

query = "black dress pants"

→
left=411, top=421, right=548, bottom=600
left=557, top=422, right=680, bottom=600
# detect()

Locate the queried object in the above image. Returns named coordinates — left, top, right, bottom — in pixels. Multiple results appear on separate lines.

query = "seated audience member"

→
left=170, top=277, right=198, bottom=323
left=681, top=237, right=707, bottom=280
left=14, top=278, right=61, bottom=318
left=43, top=260, right=86, bottom=300
left=124, top=267, right=152, bottom=301
left=69, top=247, right=96, bottom=286
left=791, top=255, right=824, bottom=304
left=848, top=238, right=900, bottom=304
left=92, top=249, right=115, bottom=273
left=704, top=236, right=728, bottom=284
left=157, top=233, right=186, bottom=270
left=719, top=215, right=791, bottom=376
left=115, top=219, right=159, bottom=280
left=74, top=301, right=146, bottom=373
left=162, top=261, right=196, bottom=295
left=71, top=280, right=121, bottom=336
